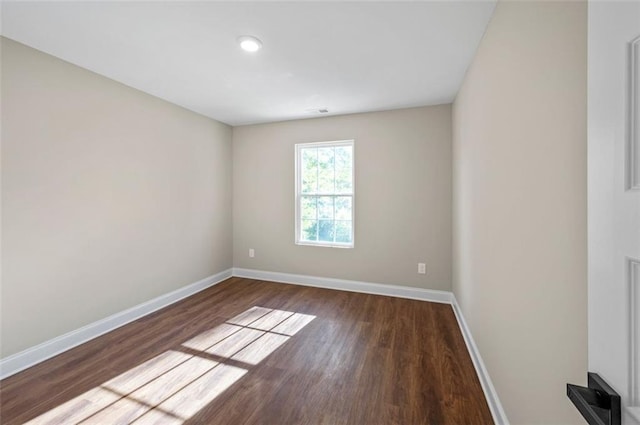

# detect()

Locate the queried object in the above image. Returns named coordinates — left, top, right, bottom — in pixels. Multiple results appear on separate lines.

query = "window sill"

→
left=296, top=241, right=354, bottom=249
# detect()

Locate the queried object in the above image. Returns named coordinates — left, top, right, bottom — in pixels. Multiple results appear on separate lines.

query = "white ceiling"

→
left=1, top=1, right=496, bottom=126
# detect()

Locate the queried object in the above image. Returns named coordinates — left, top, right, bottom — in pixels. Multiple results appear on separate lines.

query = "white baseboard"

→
left=232, top=267, right=453, bottom=304
left=233, top=268, right=507, bottom=424
left=451, top=295, right=510, bottom=425
left=0, top=268, right=233, bottom=380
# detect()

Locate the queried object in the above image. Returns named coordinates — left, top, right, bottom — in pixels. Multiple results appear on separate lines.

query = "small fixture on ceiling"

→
left=304, top=107, right=330, bottom=114
left=237, top=35, right=262, bottom=53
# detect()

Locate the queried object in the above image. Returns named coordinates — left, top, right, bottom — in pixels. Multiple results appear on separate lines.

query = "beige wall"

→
left=233, top=106, right=452, bottom=290
left=1, top=38, right=233, bottom=357
left=452, top=2, right=587, bottom=424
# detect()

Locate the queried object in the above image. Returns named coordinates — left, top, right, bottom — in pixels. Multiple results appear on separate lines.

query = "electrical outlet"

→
left=418, top=263, right=426, bottom=274
left=249, top=248, right=255, bottom=258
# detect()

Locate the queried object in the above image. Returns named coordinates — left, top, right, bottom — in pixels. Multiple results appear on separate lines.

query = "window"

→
left=295, top=140, right=354, bottom=248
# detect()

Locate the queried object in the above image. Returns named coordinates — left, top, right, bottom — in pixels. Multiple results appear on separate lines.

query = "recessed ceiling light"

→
left=237, top=36, right=262, bottom=53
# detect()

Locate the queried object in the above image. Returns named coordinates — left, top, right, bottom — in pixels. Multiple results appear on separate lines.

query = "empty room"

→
left=1, top=1, right=638, bottom=424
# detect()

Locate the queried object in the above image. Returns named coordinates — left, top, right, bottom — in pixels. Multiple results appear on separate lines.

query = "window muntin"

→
left=295, top=140, right=354, bottom=248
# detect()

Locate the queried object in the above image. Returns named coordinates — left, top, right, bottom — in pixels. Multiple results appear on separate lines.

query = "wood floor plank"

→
left=181, top=323, right=242, bottom=352
left=205, top=327, right=264, bottom=358
left=247, top=309, right=295, bottom=331
left=0, top=277, right=493, bottom=424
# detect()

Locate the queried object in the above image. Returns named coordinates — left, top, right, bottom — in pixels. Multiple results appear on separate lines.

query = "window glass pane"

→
left=335, top=196, right=352, bottom=220
left=301, top=148, right=318, bottom=194
left=296, top=141, right=353, bottom=247
left=318, top=220, right=335, bottom=242
left=317, top=196, right=334, bottom=219
left=335, top=146, right=352, bottom=193
left=300, top=196, right=317, bottom=220
left=301, top=220, right=318, bottom=241
left=317, top=147, right=335, bottom=193
left=335, top=221, right=352, bottom=243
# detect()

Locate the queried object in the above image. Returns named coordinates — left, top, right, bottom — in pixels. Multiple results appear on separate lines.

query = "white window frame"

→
left=295, top=139, right=355, bottom=248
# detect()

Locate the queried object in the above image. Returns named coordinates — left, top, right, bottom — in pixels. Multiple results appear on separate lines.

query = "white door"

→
left=588, top=1, right=640, bottom=424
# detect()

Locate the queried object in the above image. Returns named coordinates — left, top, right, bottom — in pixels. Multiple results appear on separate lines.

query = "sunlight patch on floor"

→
left=24, top=306, right=315, bottom=425
left=135, top=364, right=247, bottom=423
left=204, top=327, right=264, bottom=358
left=24, top=387, right=120, bottom=424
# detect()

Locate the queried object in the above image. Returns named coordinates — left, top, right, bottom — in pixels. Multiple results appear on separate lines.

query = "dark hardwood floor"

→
left=0, top=277, right=493, bottom=424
